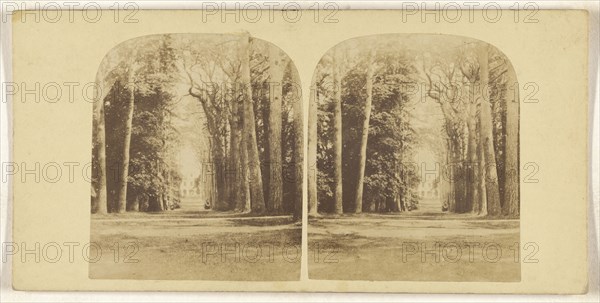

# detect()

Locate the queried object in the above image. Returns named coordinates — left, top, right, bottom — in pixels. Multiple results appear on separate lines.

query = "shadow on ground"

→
left=308, top=212, right=520, bottom=282
left=89, top=209, right=301, bottom=281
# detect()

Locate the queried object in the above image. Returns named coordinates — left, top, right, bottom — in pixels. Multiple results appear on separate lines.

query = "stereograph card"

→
left=7, top=8, right=590, bottom=294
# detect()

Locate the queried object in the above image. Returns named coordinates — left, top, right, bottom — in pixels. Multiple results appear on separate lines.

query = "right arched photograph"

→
left=307, top=34, right=520, bottom=281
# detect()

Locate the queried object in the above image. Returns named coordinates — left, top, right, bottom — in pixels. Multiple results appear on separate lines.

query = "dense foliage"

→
left=316, top=47, right=420, bottom=213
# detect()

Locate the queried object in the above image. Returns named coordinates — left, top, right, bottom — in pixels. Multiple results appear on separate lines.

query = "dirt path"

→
left=89, top=212, right=301, bottom=281
left=413, top=197, right=443, bottom=214
left=308, top=214, right=520, bottom=282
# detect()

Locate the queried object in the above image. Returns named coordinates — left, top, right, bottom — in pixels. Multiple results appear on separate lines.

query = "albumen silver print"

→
left=307, top=34, right=520, bottom=281
left=8, top=8, right=590, bottom=294
left=90, top=33, right=303, bottom=280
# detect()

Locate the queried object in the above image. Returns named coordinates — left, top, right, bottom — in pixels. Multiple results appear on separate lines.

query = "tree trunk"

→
left=242, top=131, right=252, bottom=212
left=231, top=93, right=244, bottom=212
left=268, top=45, right=284, bottom=214
left=354, top=49, right=376, bottom=214
left=240, top=34, right=266, bottom=214
left=166, top=170, right=173, bottom=210
left=159, top=166, right=168, bottom=212
left=261, top=91, right=271, bottom=210
left=447, top=140, right=456, bottom=212
left=126, top=188, right=139, bottom=212
left=162, top=188, right=169, bottom=210
left=92, top=86, right=108, bottom=214
left=392, top=191, right=401, bottom=212
left=216, top=131, right=230, bottom=210
left=467, top=109, right=480, bottom=214
left=478, top=44, right=502, bottom=216
left=130, top=195, right=140, bottom=212
left=157, top=193, right=165, bottom=211
left=213, top=155, right=228, bottom=211
left=308, top=67, right=319, bottom=216
left=236, top=109, right=251, bottom=213
left=438, top=159, right=447, bottom=211
left=117, top=65, right=136, bottom=214
left=503, top=63, right=520, bottom=218
left=220, top=157, right=231, bottom=210
left=453, top=148, right=467, bottom=213
left=332, top=49, right=344, bottom=214
left=477, top=126, right=488, bottom=216
left=228, top=127, right=241, bottom=210
left=397, top=192, right=405, bottom=212
left=131, top=195, right=141, bottom=211
left=204, top=141, right=217, bottom=210
left=290, top=63, right=304, bottom=221
left=438, top=105, right=461, bottom=213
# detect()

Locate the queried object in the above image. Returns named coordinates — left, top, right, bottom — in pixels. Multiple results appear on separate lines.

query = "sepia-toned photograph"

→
left=7, top=7, right=591, bottom=294
left=308, top=34, right=520, bottom=281
left=89, top=33, right=303, bottom=280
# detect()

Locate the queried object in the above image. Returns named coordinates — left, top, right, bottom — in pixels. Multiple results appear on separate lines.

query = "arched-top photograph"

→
left=90, top=33, right=303, bottom=281
left=307, top=33, right=520, bottom=282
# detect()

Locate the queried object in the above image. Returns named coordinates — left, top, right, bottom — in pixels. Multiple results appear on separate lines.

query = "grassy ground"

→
left=89, top=198, right=301, bottom=281
left=308, top=199, right=520, bottom=282
left=90, top=197, right=519, bottom=282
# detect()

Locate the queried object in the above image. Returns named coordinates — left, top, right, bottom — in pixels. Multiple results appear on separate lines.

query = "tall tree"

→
left=308, top=66, right=319, bottom=216
left=241, top=130, right=251, bottom=212
left=422, top=54, right=467, bottom=213
left=477, top=44, right=502, bottom=216
left=354, top=48, right=376, bottom=213
left=240, top=34, right=266, bottom=213
left=332, top=48, right=344, bottom=214
left=268, top=45, right=285, bottom=214
left=503, top=62, right=520, bottom=217
left=181, top=40, right=231, bottom=211
left=116, top=61, right=138, bottom=213
left=214, top=55, right=245, bottom=212
left=92, top=83, right=108, bottom=214
left=289, top=62, right=304, bottom=221
left=92, top=52, right=125, bottom=214
left=478, top=119, right=488, bottom=216
left=466, top=108, right=480, bottom=214
left=460, top=55, right=482, bottom=214
left=122, top=36, right=179, bottom=213
left=230, top=86, right=244, bottom=212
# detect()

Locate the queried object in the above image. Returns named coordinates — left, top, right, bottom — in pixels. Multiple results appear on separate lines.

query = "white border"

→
left=0, top=1, right=598, bottom=302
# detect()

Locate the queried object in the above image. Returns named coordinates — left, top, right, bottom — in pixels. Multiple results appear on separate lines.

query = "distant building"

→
left=180, top=173, right=200, bottom=197
left=417, top=178, right=438, bottom=199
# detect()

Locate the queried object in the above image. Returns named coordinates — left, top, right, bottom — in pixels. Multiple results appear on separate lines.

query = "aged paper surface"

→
left=10, top=9, right=588, bottom=293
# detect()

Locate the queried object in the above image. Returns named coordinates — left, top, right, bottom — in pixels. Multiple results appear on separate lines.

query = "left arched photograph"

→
left=89, top=33, right=303, bottom=281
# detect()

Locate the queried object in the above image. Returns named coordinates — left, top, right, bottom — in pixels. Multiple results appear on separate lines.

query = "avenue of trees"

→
left=308, top=35, right=520, bottom=218
left=91, top=34, right=303, bottom=219
left=309, top=40, right=420, bottom=214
